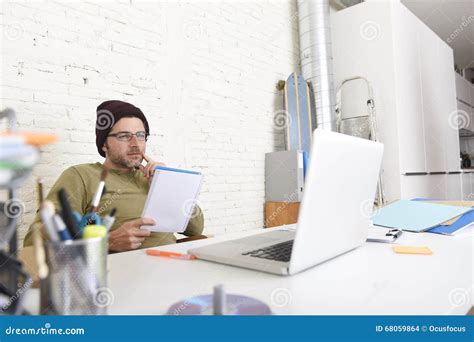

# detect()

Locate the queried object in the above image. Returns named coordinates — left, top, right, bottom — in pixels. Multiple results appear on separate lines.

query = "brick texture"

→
left=0, top=0, right=300, bottom=244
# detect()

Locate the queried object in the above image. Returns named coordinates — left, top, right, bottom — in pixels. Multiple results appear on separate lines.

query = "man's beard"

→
left=109, top=149, right=143, bottom=169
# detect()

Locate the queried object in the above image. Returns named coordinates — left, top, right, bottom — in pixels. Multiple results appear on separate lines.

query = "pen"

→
left=79, top=211, right=102, bottom=230
left=80, top=168, right=108, bottom=227
left=146, top=249, right=197, bottom=260
left=52, top=214, right=72, bottom=241
left=58, top=188, right=82, bottom=239
left=37, top=178, right=44, bottom=206
left=72, top=211, right=82, bottom=227
left=103, top=208, right=117, bottom=231
left=37, top=177, right=56, bottom=241
left=90, top=168, right=108, bottom=213
left=33, top=226, right=49, bottom=297
left=40, top=201, right=59, bottom=242
left=35, top=179, right=50, bottom=312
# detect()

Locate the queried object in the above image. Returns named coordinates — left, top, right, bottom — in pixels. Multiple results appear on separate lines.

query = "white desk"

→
left=105, top=226, right=473, bottom=315
left=22, top=226, right=473, bottom=315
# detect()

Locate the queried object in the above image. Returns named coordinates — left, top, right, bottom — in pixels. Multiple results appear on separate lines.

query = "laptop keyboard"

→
left=242, top=240, right=294, bottom=262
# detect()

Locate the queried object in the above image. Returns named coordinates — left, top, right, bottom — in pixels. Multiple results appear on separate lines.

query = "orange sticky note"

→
left=392, top=246, right=432, bottom=255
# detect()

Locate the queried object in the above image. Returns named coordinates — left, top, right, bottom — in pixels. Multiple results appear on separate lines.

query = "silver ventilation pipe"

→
left=297, top=0, right=337, bottom=131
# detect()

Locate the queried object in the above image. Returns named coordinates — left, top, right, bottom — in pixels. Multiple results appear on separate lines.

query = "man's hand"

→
left=139, top=153, right=165, bottom=182
left=108, top=217, right=155, bottom=252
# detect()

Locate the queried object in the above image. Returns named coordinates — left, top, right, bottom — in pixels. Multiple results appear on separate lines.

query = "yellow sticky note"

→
left=392, top=246, right=433, bottom=255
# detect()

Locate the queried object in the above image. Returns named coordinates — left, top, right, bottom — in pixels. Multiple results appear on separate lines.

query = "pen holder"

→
left=41, top=236, right=109, bottom=315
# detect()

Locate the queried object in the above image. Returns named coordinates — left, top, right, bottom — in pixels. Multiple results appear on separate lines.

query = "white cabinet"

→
left=457, top=100, right=471, bottom=129
left=455, top=75, right=474, bottom=133
left=469, top=86, right=474, bottom=133
left=418, top=23, right=440, bottom=171
left=470, top=84, right=474, bottom=106
left=332, top=1, right=460, bottom=201
left=418, top=23, right=448, bottom=172
left=400, top=175, right=430, bottom=200
left=427, top=174, right=447, bottom=199
left=446, top=173, right=462, bottom=200
left=455, top=73, right=470, bottom=104
left=393, top=8, right=426, bottom=174
left=438, top=41, right=461, bottom=172
left=400, top=174, right=461, bottom=200
left=400, top=174, right=447, bottom=200
left=467, top=103, right=474, bottom=133
left=469, top=106, right=474, bottom=133
left=461, top=172, right=473, bottom=200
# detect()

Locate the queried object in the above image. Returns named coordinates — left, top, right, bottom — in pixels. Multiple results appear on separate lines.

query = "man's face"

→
left=103, top=117, right=147, bottom=169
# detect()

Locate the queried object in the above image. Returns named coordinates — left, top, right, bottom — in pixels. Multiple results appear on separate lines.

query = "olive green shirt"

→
left=24, top=162, right=204, bottom=250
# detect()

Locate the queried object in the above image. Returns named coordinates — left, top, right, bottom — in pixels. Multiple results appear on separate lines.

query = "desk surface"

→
left=104, top=226, right=473, bottom=315
left=21, top=225, right=472, bottom=315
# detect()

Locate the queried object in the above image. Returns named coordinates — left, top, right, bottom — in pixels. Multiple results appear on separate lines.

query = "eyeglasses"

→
left=107, top=131, right=148, bottom=142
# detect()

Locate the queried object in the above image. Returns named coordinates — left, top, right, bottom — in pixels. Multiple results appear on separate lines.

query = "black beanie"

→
left=95, top=100, right=150, bottom=158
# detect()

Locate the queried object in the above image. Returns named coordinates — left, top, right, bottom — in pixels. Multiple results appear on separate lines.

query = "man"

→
left=24, top=100, right=204, bottom=252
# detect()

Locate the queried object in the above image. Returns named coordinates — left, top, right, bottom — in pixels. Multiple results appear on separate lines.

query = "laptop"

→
left=189, top=129, right=384, bottom=275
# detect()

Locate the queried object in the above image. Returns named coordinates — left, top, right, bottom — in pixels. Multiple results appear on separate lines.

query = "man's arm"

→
left=181, top=205, right=204, bottom=237
left=23, top=167, right=88, bottom=247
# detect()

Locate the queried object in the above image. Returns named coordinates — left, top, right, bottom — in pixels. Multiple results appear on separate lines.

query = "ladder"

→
left=335, top=76, right=386, bottom=206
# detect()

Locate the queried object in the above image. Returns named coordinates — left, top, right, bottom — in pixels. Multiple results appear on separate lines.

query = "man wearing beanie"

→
left=24, top=100, right=204, bottom=252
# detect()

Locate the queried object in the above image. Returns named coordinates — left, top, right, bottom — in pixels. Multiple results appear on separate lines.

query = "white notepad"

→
left=141, top=166, right=203, bottom=233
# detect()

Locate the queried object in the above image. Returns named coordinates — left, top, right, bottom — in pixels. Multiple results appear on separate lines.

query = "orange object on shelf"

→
left=2, top=132, right=57, bottom=146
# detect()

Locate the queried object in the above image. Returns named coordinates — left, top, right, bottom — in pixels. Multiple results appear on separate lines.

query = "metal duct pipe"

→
left=297, top=0, right=336, bottom=131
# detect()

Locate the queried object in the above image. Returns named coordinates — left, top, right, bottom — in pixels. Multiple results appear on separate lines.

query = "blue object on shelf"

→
left=302, top=151, right=308, bottom=180
left=284, top=73, right=315, bottom=156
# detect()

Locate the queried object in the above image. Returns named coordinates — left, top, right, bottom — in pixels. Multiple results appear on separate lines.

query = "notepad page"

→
left=142, top=168, right=202, bottom=233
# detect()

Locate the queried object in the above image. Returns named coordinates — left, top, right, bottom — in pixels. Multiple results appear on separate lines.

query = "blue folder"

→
left=427, top=210, right=474, bottom=235
left=372, top=200, right=473, bottom=232
left=411, top=198, right=474, bottom=235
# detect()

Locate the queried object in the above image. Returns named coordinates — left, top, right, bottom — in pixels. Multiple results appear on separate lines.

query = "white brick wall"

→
left=0, top=0, right=300, bottom=244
